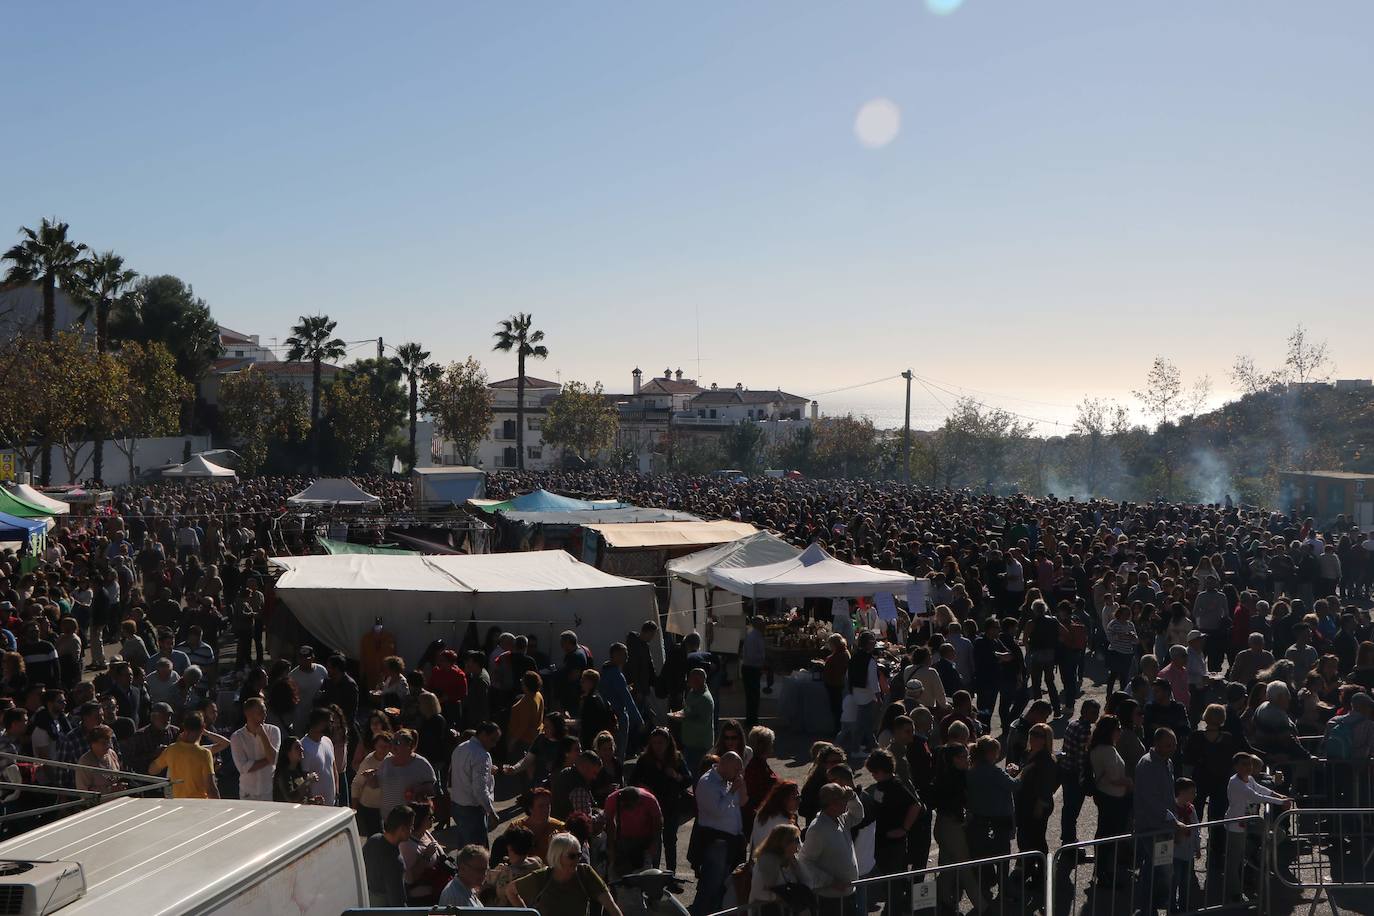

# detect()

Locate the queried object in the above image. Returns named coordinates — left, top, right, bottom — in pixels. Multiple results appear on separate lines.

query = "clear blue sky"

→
left=7, top=1, right=1373, bottom=430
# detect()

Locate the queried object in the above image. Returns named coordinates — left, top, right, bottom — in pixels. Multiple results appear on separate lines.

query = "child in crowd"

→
left=1224, top=753, right=1293, bottom=902
left=1171, top=777, right=1200, bottom=914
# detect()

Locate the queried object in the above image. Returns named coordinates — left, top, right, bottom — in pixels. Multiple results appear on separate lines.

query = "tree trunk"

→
left=311, top=357, right=322, bottom=473
left=408, top=377, right=418, bottom=469
left=516, top=354, right=526, bottom=470
left=92, top=298, right=110, bottom=480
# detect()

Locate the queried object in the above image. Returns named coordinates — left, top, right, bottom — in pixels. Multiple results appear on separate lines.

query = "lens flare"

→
left=926, top=0, right=965, bottom=15
left=854, top=98, right=901, bottom=149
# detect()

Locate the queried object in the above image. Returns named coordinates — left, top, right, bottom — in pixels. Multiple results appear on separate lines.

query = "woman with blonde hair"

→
left=749, top=823, right=811, bottom=916
left=506, top=832, right=622, bottom=916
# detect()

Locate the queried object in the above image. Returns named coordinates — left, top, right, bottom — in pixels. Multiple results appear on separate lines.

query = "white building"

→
left=471, top=375, right=562, bottom=470
left=218, top=325, right=277, bottom=362
left=0, top=280, right=92, bottom=341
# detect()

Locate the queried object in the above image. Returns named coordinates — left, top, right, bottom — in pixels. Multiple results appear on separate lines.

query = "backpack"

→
left=1326, top=715, right=1357, bottom=761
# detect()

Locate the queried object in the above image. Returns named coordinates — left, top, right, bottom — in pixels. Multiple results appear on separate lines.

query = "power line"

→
left=913, top=373, right=1068, bottom=429
left=803, top=375, right=902, bottom=399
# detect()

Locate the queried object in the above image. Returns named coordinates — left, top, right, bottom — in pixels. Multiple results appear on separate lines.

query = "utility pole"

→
left=377, top=337, right=384, bottom=362
left=901, top=369, right=913, bottom=483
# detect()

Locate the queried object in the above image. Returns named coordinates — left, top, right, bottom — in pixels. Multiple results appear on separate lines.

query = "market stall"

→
left=287, top=478, right=381, bottom=507
left=4, top=484, right=69, bottom=515
left=665, top=531, right=800, bottom=650
left=707, top=542, right=915, bottom=734
left=161, top=454, right=237, bottom=479
left=269, top=549, right=658, bottom=665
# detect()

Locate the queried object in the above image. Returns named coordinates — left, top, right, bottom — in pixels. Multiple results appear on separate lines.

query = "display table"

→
left=778, top=673, right=834, bottom=735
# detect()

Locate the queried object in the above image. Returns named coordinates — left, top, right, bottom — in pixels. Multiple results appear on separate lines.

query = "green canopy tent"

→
left=317, top=537, right=416, bottom=557
left=0, top=488, right=52, bottom=520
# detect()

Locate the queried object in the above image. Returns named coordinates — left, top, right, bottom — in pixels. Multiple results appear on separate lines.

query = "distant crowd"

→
left=0, top=473, right=1369, bottom=915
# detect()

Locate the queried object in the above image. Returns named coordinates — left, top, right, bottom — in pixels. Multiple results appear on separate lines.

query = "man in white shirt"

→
left=289, top=646, right=328, bottom=734
left=300, top=708, right=337, bottom=805
left=230, top=697, right=281, bottom=801
left=449, top=722, right=502, bottom=847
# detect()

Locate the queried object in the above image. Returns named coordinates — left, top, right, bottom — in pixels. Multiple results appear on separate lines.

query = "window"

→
left=502, top=447, right=518, bottom=467
left=527, top=446, right=542, bottom=460
left=528, top=418, right=542, bottom=431
left=501, top=419, right=517, bottom=440
left=709, top=409, right=717, bottom=419
left=697, top=409, right=705, bottom=418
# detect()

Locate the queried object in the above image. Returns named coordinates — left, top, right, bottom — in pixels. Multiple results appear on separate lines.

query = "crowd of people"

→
left=0, top=471, right=1370, bottom=916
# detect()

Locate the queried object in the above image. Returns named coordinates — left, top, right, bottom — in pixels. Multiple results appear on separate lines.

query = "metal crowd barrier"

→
left=1048, top=815, right=1264, bottom=916
left=1271, top=806, right=1374, bottom=893
left=854, top=849, right=1049, bottom=916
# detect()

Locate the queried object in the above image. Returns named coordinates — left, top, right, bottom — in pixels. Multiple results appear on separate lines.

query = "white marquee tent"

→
left=270, top=550, right=659, bottom=664
left=665, top=531, right=801, bottom=643
left=707, top=542, right=914, bottom=600
left=287, top=478, right=381, bottom=507
left=161, top=455, right=237, bottom=478
left=4, top=484, right=69, bottom=515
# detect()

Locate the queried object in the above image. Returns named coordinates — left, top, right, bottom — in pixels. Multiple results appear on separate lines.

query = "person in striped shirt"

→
left=1105, top=607, right=1138, bottom=696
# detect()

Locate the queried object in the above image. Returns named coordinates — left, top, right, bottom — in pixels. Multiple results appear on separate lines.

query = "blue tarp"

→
left=0, top=512, right=45, bottom=539
left=503, top=489, right=627, bottom=513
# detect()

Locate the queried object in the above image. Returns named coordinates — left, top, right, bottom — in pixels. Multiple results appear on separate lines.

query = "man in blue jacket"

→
left=599, top=642, right=644, bottom=764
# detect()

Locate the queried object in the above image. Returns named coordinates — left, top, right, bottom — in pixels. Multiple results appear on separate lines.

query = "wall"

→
left=2, top=435, right=214, bottom=486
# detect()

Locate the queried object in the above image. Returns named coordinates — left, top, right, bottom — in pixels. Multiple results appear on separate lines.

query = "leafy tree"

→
left=2, top=218, right=88, bottom=341
left=542, top=381, right=620, bottom=462
left=1071, top=397, right=1130, bottom=496
left=70, top=251, right=138, bottom=481
left=393, top=342, right=435, bottom=469
left=218, top=367, right=310, bottom=474
left=320, top=372, right=390, bottom=473
left=1133, top=357, right=1184, bottom=429
left=720, top=421, right=765, bottom=473
left=34, top=334, right=131, bottom=482
left=424, top=357, right=493, bottom=465
left=770, top=424, right=815, bottom=475
left=1230, top=355, right=1283, bottom=396
left=3, top=218, right=89, bottom=483
left=0, top=338, right=55, bottom=475
left=669, top=435, right=725, bottom=474
left=111, top=342, right=192, bottom=482
left=323, top=358, right=407, bottom=473
left=110, top=275, right=223, bottom=383
left=285, top=314, right=346, bottom=472
left=812, top=414, right=881, bottom=478
left=1286, top=324, right=1333, bottom=384
left=492, top=312, right=548, bottom=470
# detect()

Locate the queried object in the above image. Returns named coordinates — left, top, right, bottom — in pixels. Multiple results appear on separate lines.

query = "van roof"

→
left=0, top=798, right=357, bottom=914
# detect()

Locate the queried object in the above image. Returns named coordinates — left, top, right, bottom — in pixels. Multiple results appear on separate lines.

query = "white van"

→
left=0, top=797, right=366, bottom=915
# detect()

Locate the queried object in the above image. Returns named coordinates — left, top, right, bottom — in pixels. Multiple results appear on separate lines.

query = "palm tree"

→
left=73, top=251, right=138, bottom=355
left=492, top=312, right=549, bottom=470
left=71, top=252, right=138, bottom=483
left=393, top=342, right=433, bottom=470
left=2, top=218, right=88, bottom=341
left=3, top=218, right=88, bottom=484
left=286, top=315, right=346, bottom=473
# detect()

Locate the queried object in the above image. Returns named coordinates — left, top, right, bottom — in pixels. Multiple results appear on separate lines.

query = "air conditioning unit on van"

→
left=0, top=861, right=86, bottom=916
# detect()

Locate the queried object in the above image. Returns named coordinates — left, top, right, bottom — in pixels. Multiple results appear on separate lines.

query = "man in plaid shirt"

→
left=1058, top=697, right=1100, bottom=844
left=54, top=702, right=108, bottom=789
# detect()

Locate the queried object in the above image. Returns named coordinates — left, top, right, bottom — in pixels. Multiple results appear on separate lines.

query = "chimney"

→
left=711, top=383, right=718, bottom=391
left=632, top=367, right=642, bottom=395
left=735, top=382, right=743, bottom=391
left=675, top=368, right=683, bottom=381
left=810, top=400, right=819, bottom=421
left=664, top=367, right=671, bottom=379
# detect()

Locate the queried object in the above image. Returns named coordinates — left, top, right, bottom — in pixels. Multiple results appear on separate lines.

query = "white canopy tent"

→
left=4, top=484, right=69, bottom=515
left=270, top=550, right=659, bottom=664
left=161, top=455, right=237, bottom=478
left=287, top=478, right=381, bottom=507
left=665, top=531, right=801, bottom=645
left=707, top=542, right=914, bottom=600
